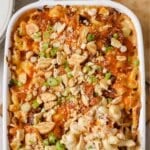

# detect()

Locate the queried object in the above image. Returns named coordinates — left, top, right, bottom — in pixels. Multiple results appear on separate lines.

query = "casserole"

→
left=3, top=0, right=145, bottom=150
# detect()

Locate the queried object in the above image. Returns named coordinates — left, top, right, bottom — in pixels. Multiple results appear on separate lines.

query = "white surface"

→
left=0, top=0, right=149, bottom=150
left=0, top=0, right=14, bottom=43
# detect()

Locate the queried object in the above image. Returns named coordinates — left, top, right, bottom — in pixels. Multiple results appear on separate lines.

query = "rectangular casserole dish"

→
left=3, top=0, right=145, bottom=150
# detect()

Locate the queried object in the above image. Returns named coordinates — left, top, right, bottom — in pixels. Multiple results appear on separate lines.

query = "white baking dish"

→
left=3, top=0, right=145, bottom=150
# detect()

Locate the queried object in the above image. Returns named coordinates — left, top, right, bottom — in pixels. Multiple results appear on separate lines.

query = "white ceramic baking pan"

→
left=3, top=0, right=145, bottom=150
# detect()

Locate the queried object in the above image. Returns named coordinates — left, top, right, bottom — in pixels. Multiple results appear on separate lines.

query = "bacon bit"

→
left=107, top=8, right=119, bottom=24
left=79, top=15, right=89, bottom=25
left=96, top=39, right=103, bottom=50
left=27, top=112, right=34, bottom=125
left=84, top=84, right=94, bottom=97
left=80, top=105, right=89, bottom=114
left=16, top=92, right=27, bottom=101
left=52, top=126, right=63, bottom=138
left=68, top=15, right=79, bottom=28
left=67, top=101, right=76, bottom=109
left=102, top=88, right=116, bottom=99
left=111, top=75, right=116, bottom=84
left=90, top=97, right=100, bottom=106
left=58, top=66, right=66, bottom=75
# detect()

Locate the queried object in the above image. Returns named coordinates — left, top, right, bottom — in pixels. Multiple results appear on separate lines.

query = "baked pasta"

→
left=8, top=5, right=141, bottom=150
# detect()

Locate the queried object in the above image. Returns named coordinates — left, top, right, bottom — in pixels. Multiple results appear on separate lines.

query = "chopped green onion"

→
left=41, top=42, right=49, bottom=51
left=47, top=77, right=60, bottom=87
left=65, top=67, right=71, bottom=73
left=88, top=145, right=93, bottom=150
left=83, top=65, right=91, bottom=73
left=62, top=88, right=70, bottom=97
left=17, top=81, right=23, bottom=87
left=107, top=98, right=112, bottom=103
left=113, top=33, right=118, bottom=39
left=43, top=81, right=50, bottom=87
left=63, top=61, right=71, bottom=73
left=43, top=25, right=53, bottom=40
left=105, top=72, right=111, bottom=80
left=67, top=73, right=73, bottom=79
left=105, top=46, right=113, bottom=53
left=87, top=34, right=95, bottom=42
left=50, top=47, right=58, bottom=57
left=45, top=52, right=51, bottom=58
left=39, top=50, right=45, bottom=57
left=66, top=94, right=75, bottom=101
left=43, top=139, right=49, bottom=146
left=87, top=75, right=97, bottom=84
left=48, top=133, right=57, bottom=144
left=9, top=79, right=23, bottom=87
left=56, top=141, right=66, bottom=150
left=9, top=79, right=18, bottom=87
left=47, top=25, right=53, bottom=32
left=29, top=140, right=35, bottom=144
left=96, top=65, right=102, bottom=71
left=93, top=92, right=98, bottom=97
left=134, top=59, right=139, bottom=67
left=57, top=98, right=62, bottom=105
left=63, top=61, right=69, bottom=68
left=127, top=56, right=131, bottom=62
left=32, top=100, right=40, bottom=109
left=18, top=27, right=24, bottom=36
left=32, top=32, right=41, bottom=42
left=66, top=95, right=71, bottom=101
left=43, top=31, right=50, bottom=40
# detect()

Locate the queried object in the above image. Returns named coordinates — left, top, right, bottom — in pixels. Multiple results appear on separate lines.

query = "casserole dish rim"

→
left=3, top=0, right=145, bottom=150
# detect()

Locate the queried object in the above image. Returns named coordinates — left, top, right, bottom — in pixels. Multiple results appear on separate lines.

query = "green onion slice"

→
left=87, top=34, right=95, bottom=42
left=32, top=99, right=40, bottom=109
